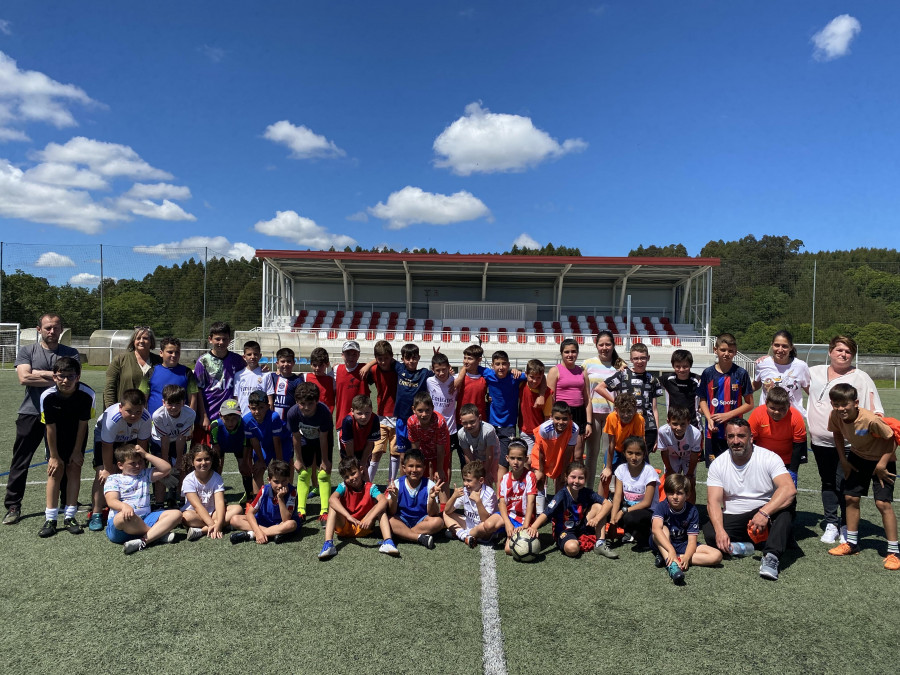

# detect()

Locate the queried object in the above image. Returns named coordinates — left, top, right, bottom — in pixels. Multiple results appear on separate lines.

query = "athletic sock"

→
left=45, top=507, right=59, bottom=521
left=535, top=491, right=546, bottom=514
left=64, top=505, right=77, bottom=519
left=457, top=528, right=470, bottom=541
left=888, top=541, right=899, bottom=555
left=317, top=470, right=331, bottom=514
left=297, top=469, right=312, bottom=514
left=389, top=456, right=400, bottom=483
left=368, top=459, right=380, bottom=483
left=241, top=474, right=255, bottom=500
left=847, top=530, right=859, bottom=546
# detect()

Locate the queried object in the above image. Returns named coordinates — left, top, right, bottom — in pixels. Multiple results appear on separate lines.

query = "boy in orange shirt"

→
left=531, top=402, right=578, bottom=502
left=599, top=393, right=644, bottom=494
left=748, top=386, right=806, bottom=486
left=519, top=359, right=552, bottom=452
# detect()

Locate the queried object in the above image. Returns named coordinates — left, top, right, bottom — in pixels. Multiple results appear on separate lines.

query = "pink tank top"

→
left=555, top=364, right=584, bottom=406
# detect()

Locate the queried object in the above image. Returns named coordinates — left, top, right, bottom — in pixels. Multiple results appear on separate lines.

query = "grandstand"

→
left=248, top=251, right=721, bottom=368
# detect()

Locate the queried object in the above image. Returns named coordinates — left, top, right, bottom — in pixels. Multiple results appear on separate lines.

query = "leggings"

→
left=810, top=443, right=846, bottom=528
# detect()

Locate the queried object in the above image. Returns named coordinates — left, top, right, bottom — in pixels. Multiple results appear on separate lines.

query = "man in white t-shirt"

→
left=702, top=418, right=797, bottom=581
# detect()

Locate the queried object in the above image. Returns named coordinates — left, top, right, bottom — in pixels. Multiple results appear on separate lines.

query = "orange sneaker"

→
left=828, top=542, right=859, bottom=556
left=884, top=553, right=900, bottom=571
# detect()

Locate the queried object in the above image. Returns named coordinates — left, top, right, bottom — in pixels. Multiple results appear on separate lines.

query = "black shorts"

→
left=644, top=429, right=658, bottom=454
left=299, top=430, right=334, bottom=468
left=844, top=453, right=896, bottom=502
left=569, top=406, right=588, bottom=437
left=705, top=437, right=728, bottom=465
left=495, top=426, right=516, bottom=469
left=45, top=436, right=88, bottom=464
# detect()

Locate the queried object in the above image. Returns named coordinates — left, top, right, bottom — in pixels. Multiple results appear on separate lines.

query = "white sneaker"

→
left=839, top=526, right=848, bottom=544
left=187, top=527, right=204, bottom=542
left=820, top=523, right=839, bottom=544
left=379, top=539, right=400, bottom=556
left=160, top=531, right=177, bottom=544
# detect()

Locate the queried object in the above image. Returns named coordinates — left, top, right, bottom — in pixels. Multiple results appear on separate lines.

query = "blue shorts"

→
left=508, top=516, right=522, bottom=529
left=106, top=509, right=163, bottom=544
left=649, top=535, right=688, bottom=556
left=556, top=529, right=583, bottom=551
left=395, top=417, right=409, bottom=453
left=397, top=512, right=428, bottom=529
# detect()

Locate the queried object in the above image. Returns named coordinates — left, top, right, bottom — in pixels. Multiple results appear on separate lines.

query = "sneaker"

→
left=124, top=538, right=147, bottom=555
left=273, top=533, right=291, bottom=544
left=230, top=530, right=253, bottom=545
left=2, top=506, right=21, bottom=525
left=820, top=523, right=840, bottom=544
left=187, top=527, right=204, bottom=542
left=839, top=526, right=848, bottom=544
left=884, top=553, right=900, bottom=571
left=667, top=561, right=685, bottom=583
left=442, top=528, right=454, bottom=539
left=238, top=492, right=249, bottom=507
left=621, top=533, right=635, bottom=544
left=379, top=539, right=399, bottom=556
left=594, top=542, right=620, bottom=559
left=828, top=542, right=859, bottom=556
left=653, top=552, right=665, bottom=568
left=309, top=486, right=319, bottom=498
left=318, top=540, right=337, bottom=559
left=160, top=531, right=177, bottom=544
left=418, top=533, right=435, bottom=549
left=38, top=519, right=57, bottom=538
left=88, top=513, right=104, bottom=531
left=465, top=535, right=477, bottom=548
left=63, top=517, right=83, bottom=534
left=318, top=513, right=328, bottom=529
left=759, top=552, right=780, bottom=580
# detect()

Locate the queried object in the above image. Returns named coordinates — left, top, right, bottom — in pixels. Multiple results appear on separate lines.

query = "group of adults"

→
left=3, top=313, right=888, bottom=571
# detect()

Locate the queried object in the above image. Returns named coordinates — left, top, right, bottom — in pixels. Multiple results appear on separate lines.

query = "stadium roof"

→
left=254, top=250, right=720, bottom=284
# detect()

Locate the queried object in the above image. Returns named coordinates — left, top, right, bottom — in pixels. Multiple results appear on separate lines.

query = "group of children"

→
left=33, top=322, right=898, bottom=577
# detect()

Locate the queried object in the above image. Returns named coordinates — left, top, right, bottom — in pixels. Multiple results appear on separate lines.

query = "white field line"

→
left=480, top=545, right=508, bottom=675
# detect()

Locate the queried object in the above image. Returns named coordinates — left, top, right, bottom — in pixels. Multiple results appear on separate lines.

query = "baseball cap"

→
left=342, top=340, right=361, bottom=352
left=220, top=399, right=241, bottom=417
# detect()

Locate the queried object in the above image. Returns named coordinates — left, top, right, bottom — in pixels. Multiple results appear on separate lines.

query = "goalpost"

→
left=0, top=323, right=20, bottom=370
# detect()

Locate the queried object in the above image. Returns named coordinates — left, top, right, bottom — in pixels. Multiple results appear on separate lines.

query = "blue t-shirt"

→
left=698, top=364, right=753, bottom=440
left=480, top=367, right=526, bottom=428
left=249, top=483, right=300, bottom=527
left=265, top=373, right=304, bottom=420
left=651, top=499, right=700, bottom=545
left=285, top=402, right=334, bottom=448
left=243, top=411, right=286, bottom=462
left=543, top=487, right=604, bottom=539
left=393, top=361, right=431, bottom=422
left=144, top=364, right=195, bottom=416
left=210, top=417, right=246, bottom=456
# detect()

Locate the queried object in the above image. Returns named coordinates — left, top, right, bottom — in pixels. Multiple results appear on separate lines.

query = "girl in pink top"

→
left=546, top=339, right=593, bottom=462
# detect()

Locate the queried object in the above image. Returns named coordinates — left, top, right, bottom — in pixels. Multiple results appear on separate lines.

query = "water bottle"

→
left=730, top=542, right=755, bottom=556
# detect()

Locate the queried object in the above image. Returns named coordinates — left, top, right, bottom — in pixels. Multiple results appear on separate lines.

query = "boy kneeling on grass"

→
left=318, top=457, right=399, bottom=559
left=230, top=460, right=300, bottom=545
left=103, top=444, right=182, bottom=555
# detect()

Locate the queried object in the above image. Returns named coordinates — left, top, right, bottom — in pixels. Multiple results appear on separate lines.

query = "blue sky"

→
left=0, top=2, right=895, bottom=284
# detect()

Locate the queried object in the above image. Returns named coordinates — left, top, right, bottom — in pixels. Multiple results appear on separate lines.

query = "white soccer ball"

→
left=510, top=531, right=540, bottom=563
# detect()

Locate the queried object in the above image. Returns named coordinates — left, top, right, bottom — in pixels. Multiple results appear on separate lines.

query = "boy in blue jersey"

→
left=455, top=350, right=526, bottom=486
left=650, top=473, right=722, bottom=583
left=38, top=357, right=95, bottom=537
left=210, top=398, right=255, bottom=502
left=385, top=450, right=445, bottom=549
left=698, top=334, right=754, bottom=466
left=265, top=347, right=303, bottom=420
left=139, top=336, right=199, bottom=417
left=286, top=382, right=335, bottom=524
left=230, top=460, right=300, bottom=544
left=242, top=390, right=285, bottom=492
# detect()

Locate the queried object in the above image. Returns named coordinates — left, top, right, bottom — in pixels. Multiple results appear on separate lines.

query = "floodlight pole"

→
left=202, top=247, right=208, bottom=340
left=810, top=259, right=817, bottom=343
left=99, top=244, right=104, bottom=330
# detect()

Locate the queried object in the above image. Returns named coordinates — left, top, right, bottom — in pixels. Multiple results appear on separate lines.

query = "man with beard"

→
left=702, top=418, right=797, bottom=581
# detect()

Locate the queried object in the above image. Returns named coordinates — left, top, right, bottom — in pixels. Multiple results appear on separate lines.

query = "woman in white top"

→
left=753, top=330, right=811, bottom=416
left=581, top=330, right=624, bottom=488
left=807, top=335, right=883, bottom=544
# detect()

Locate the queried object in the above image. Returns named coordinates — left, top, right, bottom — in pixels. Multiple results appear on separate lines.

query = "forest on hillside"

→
left=1, top=235, right=898, bottom=353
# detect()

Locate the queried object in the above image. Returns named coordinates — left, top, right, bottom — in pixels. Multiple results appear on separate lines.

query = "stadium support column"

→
left=481, top=263, right=489, bottom=301
left=403, top=260, right=411, bottom=317
left=555, top=264, right=572, bottom=319
left=334, top=258, right=352, bottom=311
left=617, top=265, right=642, bottom=316
left=704, top=266, right=712, bottom=344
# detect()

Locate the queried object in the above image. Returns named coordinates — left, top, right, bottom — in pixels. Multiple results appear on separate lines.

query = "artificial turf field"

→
left=0, top=369, right=898, bottom=675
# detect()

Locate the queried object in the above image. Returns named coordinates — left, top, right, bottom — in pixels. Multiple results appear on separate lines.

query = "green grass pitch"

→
left=0, top=370, right=898, bottom=675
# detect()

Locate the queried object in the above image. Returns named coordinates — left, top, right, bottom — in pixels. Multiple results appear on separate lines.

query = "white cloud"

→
left=123, top=198, right=197, bottom=222
left=199, top=44, right=225, bottom=63
left=23, top=162, right=108, bottom=189
left=0, top=20, right=11, bottom=36
left=68, top=272, right=105, bottom=286
left=513, top=233, right=541, bottom=250
left=368, top=186, right=492, bottom=230
left=346, top=211, right=369, bottom=222
left=254, top=210, right=357, bottom=249
left=433, top=102, right=587, bottom=175
left=35, top=252, right=76, bottom=267
left=36, top=137, right=173, bottom=180
left=0, top=159, right=125, bottom=233
left=812, top=15, right=861, bottom=61
left=263, top=120, right=345, bottom=159
left=124, top=182, right=191, bottom=201
left=0, top=51, right=100, bottom=140
left=133, top=236, right=255, bottom=261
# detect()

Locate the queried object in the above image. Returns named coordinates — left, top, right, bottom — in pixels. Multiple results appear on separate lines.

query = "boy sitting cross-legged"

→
left=103, top=444, right=182, bottom=555
left=385, top=449, right=445, bottom=549
left=318, top=457, right=399, bottom=559
left=230, top=459, right=300, bottom=545
left=444, top=460, right=504, bottom=547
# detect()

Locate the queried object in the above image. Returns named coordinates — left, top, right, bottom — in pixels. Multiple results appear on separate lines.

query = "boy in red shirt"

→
left=366, top=340, right=399, bottom=482
left=305, top=347, right=336, bottom=413
left=519, top=358, right=552, bottom=452
left=334, top=340, right=367, bottom=423
left=455, top=344, right=488, bottom=422
left=748, top=386, right=806, bottom=486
